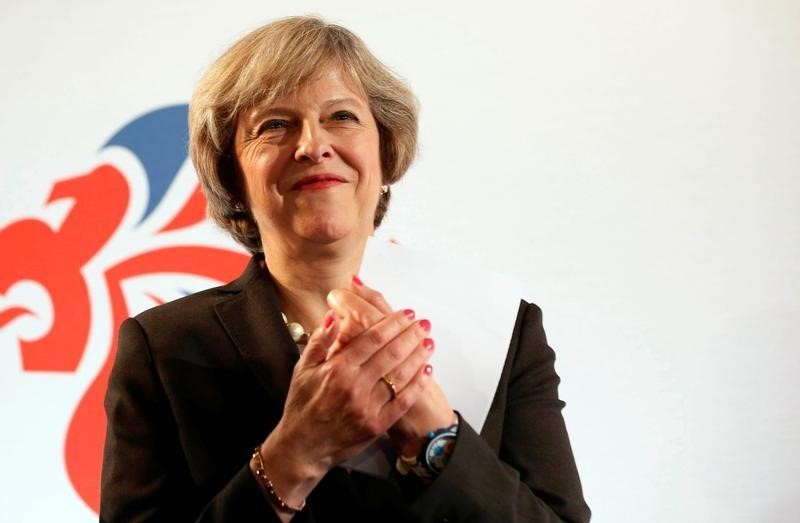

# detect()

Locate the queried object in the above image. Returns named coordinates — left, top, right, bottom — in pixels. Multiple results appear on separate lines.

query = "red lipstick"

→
left=290, top=173, right=347, bottom=191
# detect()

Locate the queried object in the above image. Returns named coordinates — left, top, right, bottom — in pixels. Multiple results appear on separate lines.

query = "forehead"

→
left=246, top=67, right=368, bottom=117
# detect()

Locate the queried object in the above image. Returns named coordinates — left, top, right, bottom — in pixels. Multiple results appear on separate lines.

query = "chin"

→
left=297, top=218, right=360, bottom=245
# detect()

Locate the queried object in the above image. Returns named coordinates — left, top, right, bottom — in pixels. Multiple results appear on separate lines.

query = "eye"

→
left=257, top=119, right=289, bottom=134
left=331, top=111, right=358, bottom=122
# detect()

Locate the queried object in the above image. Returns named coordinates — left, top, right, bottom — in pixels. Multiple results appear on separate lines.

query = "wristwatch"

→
left=396, top=418, right=459, bottom=479
left=421, top=424, right=458, bottom=475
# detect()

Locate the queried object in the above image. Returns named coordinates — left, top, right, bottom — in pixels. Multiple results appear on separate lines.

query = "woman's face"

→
left=234, top=67, right=382, bottom=253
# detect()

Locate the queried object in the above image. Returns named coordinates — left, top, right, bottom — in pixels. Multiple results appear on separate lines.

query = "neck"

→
left=263, top=236, right=369, bottom=331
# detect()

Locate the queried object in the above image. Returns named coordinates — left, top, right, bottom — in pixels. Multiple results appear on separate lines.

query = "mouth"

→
left=290, top=173, right=347, bottom=191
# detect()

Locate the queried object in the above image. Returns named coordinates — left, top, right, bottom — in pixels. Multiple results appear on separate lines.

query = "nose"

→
left=294, top=121, right=333, bottom=163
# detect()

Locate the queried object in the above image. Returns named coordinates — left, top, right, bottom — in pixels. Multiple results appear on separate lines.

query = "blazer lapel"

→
left=214, top=255, right=299, bottom=410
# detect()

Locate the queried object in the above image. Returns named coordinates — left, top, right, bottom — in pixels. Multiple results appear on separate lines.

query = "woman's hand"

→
left=254, top=304, right=433, bottom=508
left=327, top=277, right=456, bottom=458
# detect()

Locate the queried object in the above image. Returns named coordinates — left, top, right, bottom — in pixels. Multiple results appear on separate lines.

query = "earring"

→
left=234, top=202, right=247, bottom=213
left=380, top=185, right=389, bottom=195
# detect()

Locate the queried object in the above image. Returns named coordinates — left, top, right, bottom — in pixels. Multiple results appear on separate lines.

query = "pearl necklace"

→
left=281, top=312, right=309, bottom=346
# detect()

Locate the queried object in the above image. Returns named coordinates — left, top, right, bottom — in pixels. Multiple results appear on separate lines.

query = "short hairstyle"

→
left=189, top=16, right=419, bottom=253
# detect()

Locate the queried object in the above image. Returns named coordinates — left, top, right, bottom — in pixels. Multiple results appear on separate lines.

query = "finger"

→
left=374, top=337, right=434, bottom=398
left=327, top=288, right=384, bottom=325
left=299, top=311, right=337, bottom=366
left=350, top=275, right=393, bottom=315
left=361, top=318, right=431, bottom=383
left=377, top=364, right=433, bottom=427
left=332, top=308, right=417, bottom=366
left=327, top=288, right=385, bottom=344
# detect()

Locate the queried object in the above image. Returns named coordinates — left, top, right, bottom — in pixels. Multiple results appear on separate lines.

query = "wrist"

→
left=394, top=410, right=458, bottom=458
left=253, top=429, right=327, bottom=510
left=392, top=432, right=427, bottom=459
left=251, top=445, right=305, bottom=514
left=268, top=419, right=332, bottom=480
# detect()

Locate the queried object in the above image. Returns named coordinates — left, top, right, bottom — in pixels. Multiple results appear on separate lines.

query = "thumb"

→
left=299, top=310, right=338, bottom=366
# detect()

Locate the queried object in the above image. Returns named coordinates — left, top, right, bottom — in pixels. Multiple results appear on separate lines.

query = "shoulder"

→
left=508, top=299, right=561, bottom=391
left=516, top=300, right=545, bottom=342
left=134, top=282, right=238, bottom=330
left=115, top=284, right=240, bottom=371
left=120, top=255, right=267, bottom=358
left=132, top=255, right=261, bottom=331
left=508, top=299, right=546, bottom=354
left=484, top=300, right=550, bottom=411
left=516, top=299, right=543, bottom=320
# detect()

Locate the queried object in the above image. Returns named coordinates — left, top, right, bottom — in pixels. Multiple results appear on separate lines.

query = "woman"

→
left=100, top=16, right=590, bottom=522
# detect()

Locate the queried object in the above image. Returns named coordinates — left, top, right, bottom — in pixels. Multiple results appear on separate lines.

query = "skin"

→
left=234, top=66, right=383, bottom=330
left=233, top=67, right=454, bottom=520
left=328, top=281, right=455, bottom=458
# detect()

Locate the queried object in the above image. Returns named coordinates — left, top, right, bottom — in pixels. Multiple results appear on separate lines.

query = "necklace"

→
left=281, top=312, right=309, bottom=345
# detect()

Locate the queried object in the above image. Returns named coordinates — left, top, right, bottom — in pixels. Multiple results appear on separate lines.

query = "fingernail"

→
left=424, top=364, right=433, bottom=376
left=419, top=319, right=431, bottom=332
left=403, top=309, right=415, bottom=320
left=352, top=275, right=364, bottom=286
left=423, top=338, right=434, bottom=350
left=323, top=311, right=335, bottom=329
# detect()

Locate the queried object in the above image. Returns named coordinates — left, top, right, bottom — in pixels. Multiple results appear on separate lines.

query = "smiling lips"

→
left=290, top=174, right=347, bottom=191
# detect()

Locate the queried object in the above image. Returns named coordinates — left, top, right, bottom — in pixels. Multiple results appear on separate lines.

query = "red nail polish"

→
left=419, top=319, right=431, bottom=332
left=352, top=275, right=364, bottom=286
left=423, top=338, right=434, bottom=350
left=424, top=364, right=433, bottom=375
left=403, top=309, right=415, bottom=320
left=323, top=312, right=334, bottom=329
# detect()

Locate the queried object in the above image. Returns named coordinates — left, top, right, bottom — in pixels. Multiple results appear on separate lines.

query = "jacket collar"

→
left=214, top=254, right=299, bottom=409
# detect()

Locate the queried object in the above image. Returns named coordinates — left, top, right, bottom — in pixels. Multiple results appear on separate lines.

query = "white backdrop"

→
left=1, top=1, right=799, bottom=521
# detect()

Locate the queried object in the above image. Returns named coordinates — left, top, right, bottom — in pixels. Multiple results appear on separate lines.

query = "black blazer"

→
left=100, top=255, right=590, bottom=522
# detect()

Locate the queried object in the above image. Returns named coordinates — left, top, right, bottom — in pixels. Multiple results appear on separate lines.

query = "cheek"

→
left=240, top=171, right=263, bottom=209
left=240, top=153, right=285, bottom=201
left=358, top=175, right=382, bottom=219
left=354, top=138, right=383, bottom=179
left=236, top=149, right=259, bottom=195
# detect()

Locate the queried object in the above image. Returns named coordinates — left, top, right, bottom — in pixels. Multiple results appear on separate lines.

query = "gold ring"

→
left=381, top=375, right=398, bottom=400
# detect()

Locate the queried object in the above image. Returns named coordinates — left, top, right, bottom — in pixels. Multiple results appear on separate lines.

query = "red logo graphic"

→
left=0, top=106, right=249, bottom=512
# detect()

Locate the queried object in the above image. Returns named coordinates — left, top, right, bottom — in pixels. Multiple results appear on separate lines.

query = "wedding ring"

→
left=381, top=375, right=398, bottom=400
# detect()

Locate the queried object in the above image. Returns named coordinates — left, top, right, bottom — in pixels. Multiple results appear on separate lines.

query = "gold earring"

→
left=380, top=185, right=389, bottom=194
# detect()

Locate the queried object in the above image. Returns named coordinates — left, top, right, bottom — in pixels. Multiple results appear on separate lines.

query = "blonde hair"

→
left=189, top=16, right=419, bottom=252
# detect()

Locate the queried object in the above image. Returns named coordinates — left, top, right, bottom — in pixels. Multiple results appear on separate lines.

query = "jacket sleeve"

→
left=407, top=302, right=591, bottom=522
left=100, top=317, right=282, bottom=523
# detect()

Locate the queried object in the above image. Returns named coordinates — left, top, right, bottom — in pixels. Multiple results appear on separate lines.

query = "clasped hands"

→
left=258, top=277, right=454, bottom=504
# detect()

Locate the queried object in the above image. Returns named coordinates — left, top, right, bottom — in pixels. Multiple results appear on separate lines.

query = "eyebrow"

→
left=246, top=97, right=366, bottom=122
left=321, top=97, right=364, bottom=109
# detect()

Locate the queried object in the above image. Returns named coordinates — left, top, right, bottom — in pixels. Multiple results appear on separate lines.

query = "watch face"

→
left=425, top=432, right=457, bottom=473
